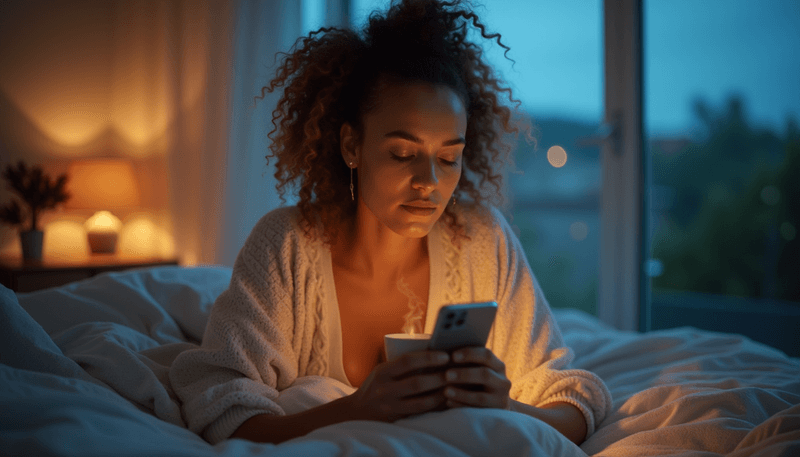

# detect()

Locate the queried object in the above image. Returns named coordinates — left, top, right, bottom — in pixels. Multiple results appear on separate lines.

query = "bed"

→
left=2, top=265, right=798, bottom=456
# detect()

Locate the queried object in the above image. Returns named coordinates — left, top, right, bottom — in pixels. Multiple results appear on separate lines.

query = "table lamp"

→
left=66, top=159, right=141, bottom=255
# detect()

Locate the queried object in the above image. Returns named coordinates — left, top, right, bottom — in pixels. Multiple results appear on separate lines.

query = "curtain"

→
left=218, top=0, right=303, bottom=267
left=0, top=0, right=350, bottom=265
left=217, top=0, right=349, bottom=266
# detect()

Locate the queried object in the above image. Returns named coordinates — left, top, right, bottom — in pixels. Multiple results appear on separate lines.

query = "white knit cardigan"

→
left=169, top=205, right=611, bottom=444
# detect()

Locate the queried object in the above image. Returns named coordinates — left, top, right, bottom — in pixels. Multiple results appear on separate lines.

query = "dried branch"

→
left=0, top=161, right=71, bottom=231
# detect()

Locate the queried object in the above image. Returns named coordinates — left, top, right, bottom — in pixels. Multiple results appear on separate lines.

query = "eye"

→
left=390, top=151, right=414, bottom=162
left=439, top=152, right=462, bottom=167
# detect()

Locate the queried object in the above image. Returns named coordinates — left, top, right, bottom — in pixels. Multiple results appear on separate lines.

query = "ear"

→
left=340, top=123, right=359, bottom=167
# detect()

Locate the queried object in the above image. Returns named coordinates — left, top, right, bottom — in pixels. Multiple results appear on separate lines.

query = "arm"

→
left=510, top=400, right=587, bottom=445
left=462, top=208, right=611, bottom=439
left=439, top=347, right=589, bottom=445
left=232, top=395, right=355, bottom=444
left=233, top=350, right=453, bottom=444
left=169, top=211, right=310, bottom=444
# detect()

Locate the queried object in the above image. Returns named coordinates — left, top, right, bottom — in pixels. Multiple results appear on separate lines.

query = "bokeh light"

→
left=569, top=221, right=588, bottom=241
left=547, top=145, right=568, bottom=168
left=118, top=214, right=176, bottom=259
left=43, top=219, right=89, bottom=260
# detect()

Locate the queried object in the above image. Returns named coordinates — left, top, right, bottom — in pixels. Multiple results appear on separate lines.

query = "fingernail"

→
left=453, top=352, right=464, bottom=362
left=438, top=353, right=449, bottom=364
left=446, top=370, right=457, bottom=381
left=445, top=388, right=455, bottom=397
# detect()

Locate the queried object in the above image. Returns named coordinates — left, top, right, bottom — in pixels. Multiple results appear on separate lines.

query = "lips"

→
left=403, top=200, right=438, bottom=208
left=401, top=200, right=439, bottom=216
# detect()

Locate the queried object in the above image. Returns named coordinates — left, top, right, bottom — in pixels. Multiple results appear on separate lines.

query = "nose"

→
left=411, top=157, right=439, bottom=193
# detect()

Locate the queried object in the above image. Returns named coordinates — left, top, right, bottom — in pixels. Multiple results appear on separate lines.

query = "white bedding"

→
left=1, top=266, right=798, bottom=456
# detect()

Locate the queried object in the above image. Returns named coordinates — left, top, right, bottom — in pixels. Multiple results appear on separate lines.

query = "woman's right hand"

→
left=345, top=350, right=451, bottom=422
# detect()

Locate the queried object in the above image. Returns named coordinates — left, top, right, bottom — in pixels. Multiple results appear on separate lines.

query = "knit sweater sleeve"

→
left=169, top=209, right=307, bottom=444
left=481, top=207, right=612, bottom=439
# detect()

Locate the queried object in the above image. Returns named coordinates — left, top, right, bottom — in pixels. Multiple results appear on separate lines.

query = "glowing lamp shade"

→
left=67, top=159, right=141, bottom=254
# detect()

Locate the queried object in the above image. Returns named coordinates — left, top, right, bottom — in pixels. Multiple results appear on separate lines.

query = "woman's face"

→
left=344, top=81, right=467, bottom=238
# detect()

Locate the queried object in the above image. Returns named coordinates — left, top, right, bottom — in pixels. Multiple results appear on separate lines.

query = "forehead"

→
left=362, top=80, right=467, bottom=137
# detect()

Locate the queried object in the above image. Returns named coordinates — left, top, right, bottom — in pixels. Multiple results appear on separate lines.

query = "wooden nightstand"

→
left=0, top=255, right=180, bottom=293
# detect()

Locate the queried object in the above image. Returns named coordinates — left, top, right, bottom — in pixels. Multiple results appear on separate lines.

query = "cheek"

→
left=359, top=161, right=406, bottom=201
left=444, top=165, right=462, bottom=191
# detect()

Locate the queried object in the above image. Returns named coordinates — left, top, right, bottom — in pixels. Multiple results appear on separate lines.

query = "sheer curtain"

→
left=217, top=0, right=349, bottom=266
left=165, top=0, right=237, bottom=266
left=218, top=1, right=302, bottom=267
left=0, top=0, right=347, bottom=265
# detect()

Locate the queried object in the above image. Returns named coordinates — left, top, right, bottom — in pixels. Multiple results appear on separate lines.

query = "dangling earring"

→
left=452, top=194, right=456, bottom=206
left=349, top=162, right=355, bottom=201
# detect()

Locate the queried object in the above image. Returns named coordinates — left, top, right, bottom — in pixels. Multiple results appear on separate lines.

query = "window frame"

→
left=599, top=0, right=648, bottom=331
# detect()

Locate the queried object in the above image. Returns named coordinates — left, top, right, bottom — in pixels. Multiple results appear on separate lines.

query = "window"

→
left=644, top=0, right=800, bottom=355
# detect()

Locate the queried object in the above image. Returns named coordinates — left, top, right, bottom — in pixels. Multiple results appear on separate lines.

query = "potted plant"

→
left=0, top=161, right=70, bottom=261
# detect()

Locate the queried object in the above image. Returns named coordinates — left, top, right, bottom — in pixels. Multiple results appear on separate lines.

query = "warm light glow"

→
left=43, top=220, right=89, bottom=260
left=0, top=8, right=111, bottom=151
left=34, top=106, right=109, bottom=148
left=547, top=145, right=568, bottom=168
left=0, top=2, right=181, bottom=155
left=110, top=1, right=175, bottom=150
left=85, top=211, right=122, bottom=233
left=117, top=215, right=176, bottom=259
left=67, top=159, right=141, bottom=210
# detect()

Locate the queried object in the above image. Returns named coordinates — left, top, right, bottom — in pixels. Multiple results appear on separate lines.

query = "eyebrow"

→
left=384, top=130, right=466, bottom=147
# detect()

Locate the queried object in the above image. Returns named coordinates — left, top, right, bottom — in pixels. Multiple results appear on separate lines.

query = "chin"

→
left=399, top=225, right=434, bottom=238
left=365, top=202, right=443, bottom=238
left=386, top=213, right=442, bottom=238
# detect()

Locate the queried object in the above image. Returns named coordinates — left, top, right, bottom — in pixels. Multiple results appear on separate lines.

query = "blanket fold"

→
left=3, top=267, right=799, bottom=457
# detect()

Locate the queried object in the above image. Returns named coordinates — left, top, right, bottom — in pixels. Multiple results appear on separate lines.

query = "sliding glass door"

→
left=643, top=0, right=800, bottom=355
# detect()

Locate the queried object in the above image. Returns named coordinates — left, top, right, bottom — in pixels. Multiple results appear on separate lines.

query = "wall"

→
left=0, top=0, right=234, bottom=263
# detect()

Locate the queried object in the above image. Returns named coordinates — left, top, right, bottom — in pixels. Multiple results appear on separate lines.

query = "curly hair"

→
left=261, top=0, right=524, bottom=243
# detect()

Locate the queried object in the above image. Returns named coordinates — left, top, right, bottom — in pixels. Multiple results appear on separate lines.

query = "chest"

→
left=332, top=264, right=429, bottom=387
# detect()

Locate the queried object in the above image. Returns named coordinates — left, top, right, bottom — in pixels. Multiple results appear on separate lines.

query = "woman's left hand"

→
left=442, top=347, right=512, bottom=410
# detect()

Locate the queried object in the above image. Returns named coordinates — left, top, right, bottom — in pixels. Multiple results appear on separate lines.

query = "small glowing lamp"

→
left=67, top=159, right=141, bottom=255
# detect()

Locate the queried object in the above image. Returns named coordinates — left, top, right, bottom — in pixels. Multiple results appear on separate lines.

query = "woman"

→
left=170, top=0, right=611, bottom=446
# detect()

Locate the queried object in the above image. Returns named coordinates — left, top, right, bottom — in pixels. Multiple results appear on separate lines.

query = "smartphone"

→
left=428, top=301, right=497, bottom=353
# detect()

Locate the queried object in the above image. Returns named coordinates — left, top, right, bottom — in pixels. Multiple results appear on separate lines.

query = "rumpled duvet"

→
left=1, top=266, right=798, bottom=456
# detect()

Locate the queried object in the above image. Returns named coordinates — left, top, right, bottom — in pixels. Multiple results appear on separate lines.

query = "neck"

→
left=336, top=201, right=427, bottom=280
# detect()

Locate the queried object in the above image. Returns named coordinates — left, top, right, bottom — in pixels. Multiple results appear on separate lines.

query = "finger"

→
left=386, top=351, right=449, bottom=379
left=445, top=366, right=511, bottom=396
left=445, top=398, right=469, bottom=408
left=444, top=386, right=508, bottom=409
left=390, top=391, right=447, bottom=419
left=451, top=347, right=505, bottom=374
left=398, top=371, right=448, bottom=396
